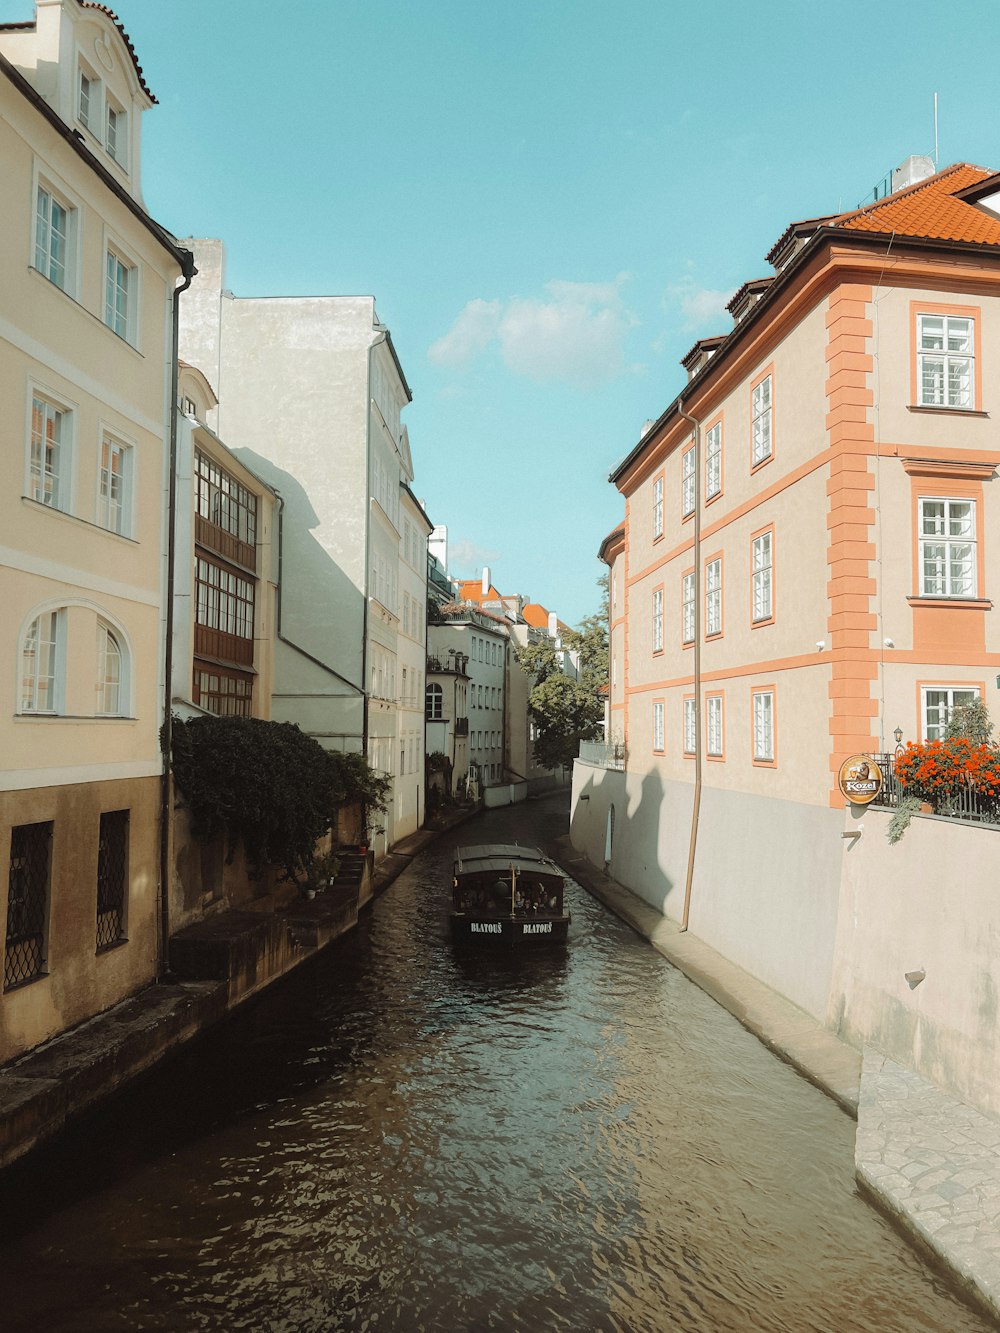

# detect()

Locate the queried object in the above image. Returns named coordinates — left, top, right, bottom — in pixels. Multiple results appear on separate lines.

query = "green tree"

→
left=515, top=577, right=609, bottom=770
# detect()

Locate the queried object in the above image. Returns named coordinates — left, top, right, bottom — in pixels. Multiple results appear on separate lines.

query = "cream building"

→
left=0, top=0, right=191, bottom=1062
left=177, top=239, right=422, bottom=857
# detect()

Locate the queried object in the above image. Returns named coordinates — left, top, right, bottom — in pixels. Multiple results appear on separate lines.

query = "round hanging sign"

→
left=837, top=754, right=883, bottom=805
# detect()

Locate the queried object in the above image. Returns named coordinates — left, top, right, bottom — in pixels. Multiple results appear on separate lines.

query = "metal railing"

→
left=871, top=753, right=1000, bottom=827
left=578, top=740, right=626, bottom=770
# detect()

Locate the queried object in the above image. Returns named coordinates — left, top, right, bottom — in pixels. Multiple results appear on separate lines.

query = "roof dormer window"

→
left=78, top=66, right=96, bottom=132
left=105, top=97, right=126, bottom=169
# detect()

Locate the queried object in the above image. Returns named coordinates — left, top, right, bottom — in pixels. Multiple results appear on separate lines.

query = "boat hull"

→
left=450, top=914, right=570, bottom=945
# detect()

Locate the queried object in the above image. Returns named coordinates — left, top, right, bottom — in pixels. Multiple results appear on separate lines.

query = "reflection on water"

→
left=0, top=795, right=991, bottom=1332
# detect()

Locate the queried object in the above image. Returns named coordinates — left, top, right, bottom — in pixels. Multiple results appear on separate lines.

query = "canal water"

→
left=0, top=794, right=991, bottom=1332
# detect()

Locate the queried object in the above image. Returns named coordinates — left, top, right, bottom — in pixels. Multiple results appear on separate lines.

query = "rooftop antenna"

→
left=933, top=92, right=939, bottom=167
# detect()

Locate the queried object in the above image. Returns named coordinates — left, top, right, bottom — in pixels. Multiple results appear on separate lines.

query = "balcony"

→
left=577, top=740, right=626, bottom=771
left=427, top=654, right=469, bottom=676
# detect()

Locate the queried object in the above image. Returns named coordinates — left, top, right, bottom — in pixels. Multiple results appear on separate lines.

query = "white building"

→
left=177, top=239, right=421, bottom=857
left=396, top=484, right=432, bottom=838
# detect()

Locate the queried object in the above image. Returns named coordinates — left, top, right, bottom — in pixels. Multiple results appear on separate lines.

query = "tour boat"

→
left=450, top=843, right=570, bottom=945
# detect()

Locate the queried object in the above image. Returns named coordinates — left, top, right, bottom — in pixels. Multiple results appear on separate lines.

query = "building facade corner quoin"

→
left=825, top=282, right=879, bottom=801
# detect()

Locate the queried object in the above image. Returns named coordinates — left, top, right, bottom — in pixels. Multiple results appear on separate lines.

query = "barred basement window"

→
left=5, top=821, right=52, bottom=990
left=96, top=810, right=128, bottom=950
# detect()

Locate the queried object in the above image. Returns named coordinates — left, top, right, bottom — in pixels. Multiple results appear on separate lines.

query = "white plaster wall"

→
left=571, top=761, right=843, bottom=1021
left=830, top=806, right=1000, bottom=1119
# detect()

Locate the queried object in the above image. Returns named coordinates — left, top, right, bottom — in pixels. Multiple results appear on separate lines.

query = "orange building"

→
left=574, top=160, right=1000, bottom=1021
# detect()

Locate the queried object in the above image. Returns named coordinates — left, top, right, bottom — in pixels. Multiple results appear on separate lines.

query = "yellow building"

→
left=0, top=0, right=191, bottom=1062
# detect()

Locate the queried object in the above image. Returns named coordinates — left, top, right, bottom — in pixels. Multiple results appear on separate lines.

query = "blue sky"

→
left=7, top=0, right=1000, bottom=625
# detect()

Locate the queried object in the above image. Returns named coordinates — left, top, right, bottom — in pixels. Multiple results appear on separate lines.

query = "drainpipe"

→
left=159, top=251, right=196, bottom=981
left=678, top=399, right=701, bottom=933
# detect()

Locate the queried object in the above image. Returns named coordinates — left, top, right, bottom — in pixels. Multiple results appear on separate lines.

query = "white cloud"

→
left=449, top=538, right=500, bottom=569
left=427, top=298, right=501, bottom=366
left=427, top=276, right=636, bottom=388
left=667, top=279, right=736, bottom=331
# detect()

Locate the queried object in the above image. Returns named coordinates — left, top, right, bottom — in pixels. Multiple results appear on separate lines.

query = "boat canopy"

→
left=454, top=844, right=559, bottom=879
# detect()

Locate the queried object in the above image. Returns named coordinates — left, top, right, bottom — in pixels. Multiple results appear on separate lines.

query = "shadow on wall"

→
left=624, top=766, right=675, bottom=917
left=234, top=448, right=365, bottom=690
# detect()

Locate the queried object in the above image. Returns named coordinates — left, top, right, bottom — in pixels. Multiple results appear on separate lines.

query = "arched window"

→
left=20, top=611, right=60, bottom=713
left=425, top=682, right=443, bottom=721
left=96, top=622, right=124, bottom=715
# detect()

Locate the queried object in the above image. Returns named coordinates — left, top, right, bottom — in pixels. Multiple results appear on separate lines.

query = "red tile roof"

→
left=456, top=579, right=502, bottom=605
left=833, top=163, right=1000, bottom=247
left=521, top=603, right=550, bottom=629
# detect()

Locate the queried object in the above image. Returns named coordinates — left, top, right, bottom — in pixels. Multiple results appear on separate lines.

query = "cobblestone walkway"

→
left=856, top=1049, right=1000, bottom=1322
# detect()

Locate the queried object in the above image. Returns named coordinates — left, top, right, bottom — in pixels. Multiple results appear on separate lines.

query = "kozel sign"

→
left=837, top=754, right=884, bottom=805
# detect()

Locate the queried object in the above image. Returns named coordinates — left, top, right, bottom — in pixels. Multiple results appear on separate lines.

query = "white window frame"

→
left=682, top=572, right=695, bottom=645
left=752, top=531, right=773, bottom=623
left=683, top=698, right=696, bottom=755
left=78, top=61, right=100, bottom=135
left=921, top=685, right=980, bottom=742
left=751, top=374, right=772, bottom=466
left=653, top=701, right=665, bottom=753
left=652, top=588, right=663, bottom=653
left=653, top=475, right=664, bottom=539
left=705, top=558, right=722, bottom=637
left=917, top=314, right=974, bottom=409
left=919, top=497, right=977, bottom=598
left=34, top=176, right=78, bottom=296
left=706, top=694, right=723, bottom=757
left=753, top=689, right=775, bottom=763
left=705, top=421, right=722, bottom=499
left=27, top=387, right=75, bottom=513
left=96, top=620, right=128, bottom=716
left=105, top=94, right=127, bottom=169
left=97, top=430, right=133, bottom=536
left=19, top=609, right=63, bottom=714
left=682, top=445, right=696, bottom=518
left=105, top=247, right=136, bottom=342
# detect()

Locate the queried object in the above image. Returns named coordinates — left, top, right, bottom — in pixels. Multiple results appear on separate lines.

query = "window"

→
left=706, top=694, right=723, bottom=758
left=682, top=571, right=695, bottom=645
left=653, top=701, right=664, bottom=753
left=653, top=475, right=664, bottom=540
left=917, top=314, right=974, bottom=409
left=5, top=822, right=52, bottom=991
left=194, top=668, right=252, bottom=717
left=751, top=374, right=772, bottom=466
left=919, top=498, right=976, bottom=597
left=426, top=682, right=443, bottom=720
left=99, top=434, right=131, bottom=535
left=753, top=689, right=775, bottom=763
left=96, top=810, right=128, bottom=951
left=195, top=558, right=255, bottom=639
left=705, top=558, right=722, bottom=637
left=752, top=530, right=773, bottom=623
left=682, top=445, right=696, bottom=518
left=96, top=622, right=124, bottom=715
left=652, top=587, right=664, bottom=653
left=29, top=395, right=67, bottom=509
left=922, top=686, right=980, bottom=742
left=35, top=185, right=72, bottom=290
left=106, top=97, right=126, bottom=167
left=683, top=698, right=696, bottom=755
left=196, top=451, right=258, bottom=550
left=20, top=611, right=60, bottom=713
left=78, top=68, right=96, bottom=131
left=705, top=421, right=722, bottom=500
left=105, top=250, right=135, bottom=341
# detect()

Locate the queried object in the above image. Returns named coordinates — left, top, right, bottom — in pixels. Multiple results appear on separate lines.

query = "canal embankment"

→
left=549, top=836, right=1000, bottom=1327
left=0, top=802, right=484, bottom=1174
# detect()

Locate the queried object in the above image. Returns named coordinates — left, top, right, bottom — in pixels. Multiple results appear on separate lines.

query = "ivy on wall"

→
left=171, top=716, right=390, bottom=884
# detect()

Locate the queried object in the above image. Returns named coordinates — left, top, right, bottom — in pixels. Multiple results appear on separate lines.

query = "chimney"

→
left=482, top=566, right=490, bottom=595
left=891, top=155, right=936, bottom=192
left=548, top=611, right=558, bottom=639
